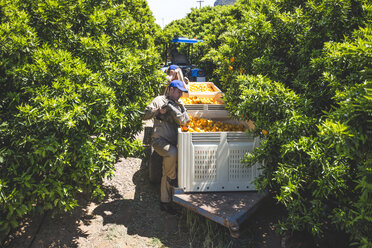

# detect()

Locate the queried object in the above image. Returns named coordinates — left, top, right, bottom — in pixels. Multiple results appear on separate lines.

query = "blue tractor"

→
left=162, top=37, right=206, bottom=82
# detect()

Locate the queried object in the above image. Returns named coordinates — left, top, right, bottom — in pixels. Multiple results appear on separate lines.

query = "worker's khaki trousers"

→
left=152, top=138, right=177, bottom=203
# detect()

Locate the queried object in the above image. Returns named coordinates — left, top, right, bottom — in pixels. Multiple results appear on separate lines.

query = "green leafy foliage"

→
left=0, top=0, right=164, bottom=235
left=225, top=1, right=370, bottom=245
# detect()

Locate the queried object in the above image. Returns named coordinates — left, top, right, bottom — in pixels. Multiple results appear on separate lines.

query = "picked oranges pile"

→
left=189, top=83, right=216, bottom=92
left=183, top=116, right=246, bottom=132
left=180, top=96, right=222, bottom=104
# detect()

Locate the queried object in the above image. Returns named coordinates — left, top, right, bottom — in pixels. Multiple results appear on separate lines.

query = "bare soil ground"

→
left=2, top=121, right=286, bottom=248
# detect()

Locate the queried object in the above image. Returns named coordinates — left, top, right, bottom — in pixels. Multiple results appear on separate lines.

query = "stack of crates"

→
left=182, top=82, right=227, bottom=113
left=179, top=82, right=262, bottom=193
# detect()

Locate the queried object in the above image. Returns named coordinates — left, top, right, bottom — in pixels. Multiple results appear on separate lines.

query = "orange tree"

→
left=215, top=0, right=370, bottom=246
left=0, top=0, right=164, bottom=235
left=166, top=0, right=370, bottom=245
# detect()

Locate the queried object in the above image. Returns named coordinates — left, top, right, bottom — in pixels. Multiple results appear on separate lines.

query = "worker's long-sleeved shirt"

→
left=142, top=95, right=190, bottom=146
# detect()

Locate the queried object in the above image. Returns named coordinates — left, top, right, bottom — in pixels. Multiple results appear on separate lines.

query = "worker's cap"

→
left=169, top=80, right=188, bottom=93
left=168, top=64, right=179, bottom=70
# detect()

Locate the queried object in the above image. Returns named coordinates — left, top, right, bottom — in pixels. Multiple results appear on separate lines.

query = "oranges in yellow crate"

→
left=189, top=83, right=216, bottom=92
left=180, top=96, right=222, bottom=104
left=182, top=116, right=246, bottom=132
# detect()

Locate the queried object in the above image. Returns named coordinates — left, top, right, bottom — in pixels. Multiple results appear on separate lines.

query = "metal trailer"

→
left=144, top=124, right=267, bottom=238
left=172, top=188, right=267, bottom=238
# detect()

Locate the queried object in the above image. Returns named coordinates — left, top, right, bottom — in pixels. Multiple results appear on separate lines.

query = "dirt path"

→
left=3, top=121, right=285, bottom=248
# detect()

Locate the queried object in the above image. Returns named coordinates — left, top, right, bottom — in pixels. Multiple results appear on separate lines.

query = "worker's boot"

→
left=167, top=177, right=178, bottom=188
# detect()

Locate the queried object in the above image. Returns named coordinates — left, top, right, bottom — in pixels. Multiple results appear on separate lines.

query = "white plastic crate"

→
left=185, top=104, right=225, bottom=111
left=177, top=118, right=262, bottom=193
left=186, top=109, right=229, bottom=119
left=183, top=93, right=226, bottom=111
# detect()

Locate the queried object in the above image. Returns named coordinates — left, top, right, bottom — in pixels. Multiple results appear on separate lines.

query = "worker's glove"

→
left=155, top=112, right=167, bottom=121
left=167, top=99, right=177, bottom=107
left=155, top=101, right=176, bottom=122
left=162, top=100, right=182, bottom=115
left=164, top=99, right=186, bottom=113
left=165, top=103, right=189, bottom=125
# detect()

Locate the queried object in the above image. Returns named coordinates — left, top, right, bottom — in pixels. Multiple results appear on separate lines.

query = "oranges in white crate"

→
left=189, top=83, right=216, bottom=92
left=180, top=96, right=222, bottom=104
left=182, top=116, right=246, bottom=132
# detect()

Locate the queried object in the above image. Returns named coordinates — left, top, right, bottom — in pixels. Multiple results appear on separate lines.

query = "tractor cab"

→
left=162, top=37, right=206, bottom=82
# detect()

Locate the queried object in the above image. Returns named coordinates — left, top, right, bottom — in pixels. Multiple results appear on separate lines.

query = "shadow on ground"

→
left=92, top=162, right=183, bottom=242
left=3, top=192, right=93, bottom=248
left=3, top=151, right=189, bottom=248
